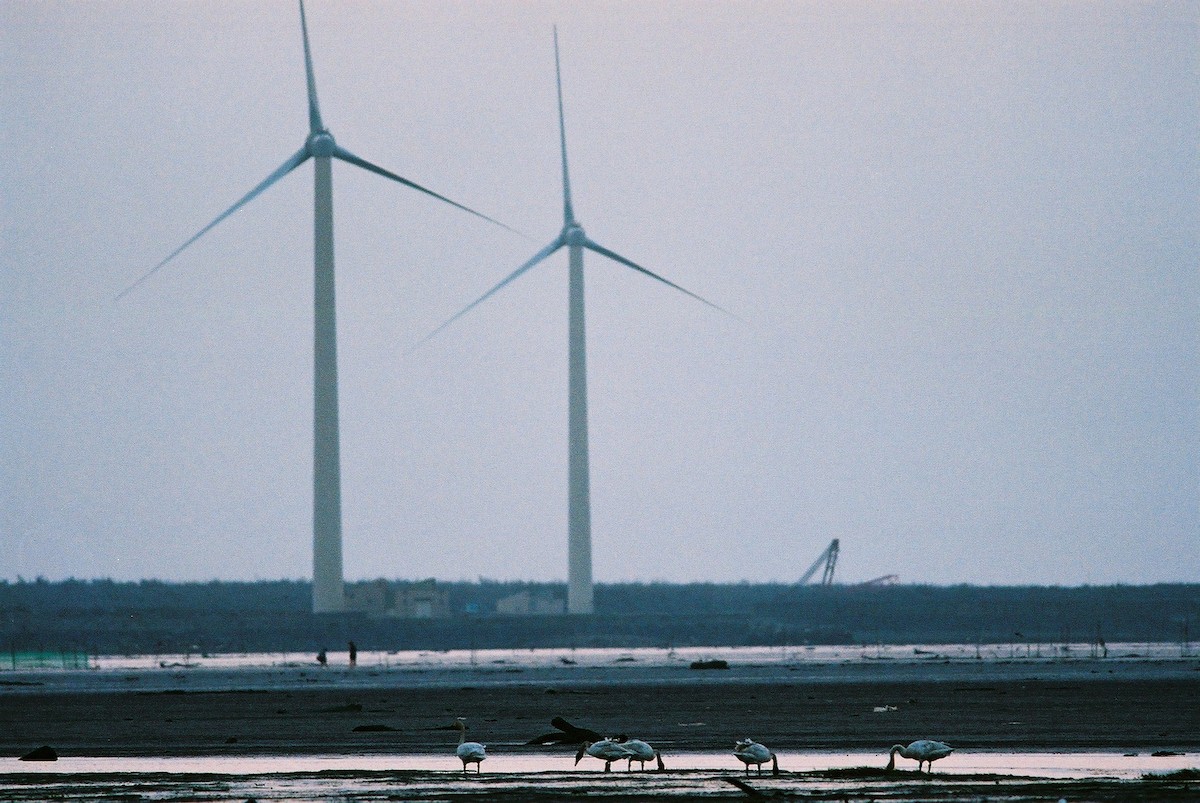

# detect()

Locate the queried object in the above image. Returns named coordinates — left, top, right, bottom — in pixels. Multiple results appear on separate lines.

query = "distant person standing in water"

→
left=348, top=641, right=357, bottom=666
left=316, top=649, right=327, bottom=666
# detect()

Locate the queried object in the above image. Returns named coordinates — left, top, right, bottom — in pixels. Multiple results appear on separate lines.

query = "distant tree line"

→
left=0, top=578, right=1196, bottom=656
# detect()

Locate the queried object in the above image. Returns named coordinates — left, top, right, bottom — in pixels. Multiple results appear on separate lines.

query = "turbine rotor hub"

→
left=564, top=224, right=586, bottom=247
left=308, top=130, right=337, bottom=158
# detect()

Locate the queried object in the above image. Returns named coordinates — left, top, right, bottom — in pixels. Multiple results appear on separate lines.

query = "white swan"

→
left=733, top=738, right=779, bottom=775
left=575, top=739, right=634, bottom=772
left=616, top=736, right=665, bottom=771
left=454, top=718, right=487, bottom=775
left=887, top=739, right=952, bottom=772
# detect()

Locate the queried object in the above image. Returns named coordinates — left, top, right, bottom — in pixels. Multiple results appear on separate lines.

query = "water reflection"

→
left=3, top=750, right=1193, bottom=780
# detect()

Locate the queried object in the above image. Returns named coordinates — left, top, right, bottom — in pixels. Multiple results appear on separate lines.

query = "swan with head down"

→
left=733, top=738, right=779, bottom=775
left=886, top=739, right=952, bottom=772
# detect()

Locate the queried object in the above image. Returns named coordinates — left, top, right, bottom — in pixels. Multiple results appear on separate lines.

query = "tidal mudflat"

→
left=2, top=645, right=1197, bottom=800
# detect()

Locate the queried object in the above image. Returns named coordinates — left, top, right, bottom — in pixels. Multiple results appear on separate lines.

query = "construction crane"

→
left=797, top=539, right=839, bottom=586
left=858, top=574, right=899, bottom=586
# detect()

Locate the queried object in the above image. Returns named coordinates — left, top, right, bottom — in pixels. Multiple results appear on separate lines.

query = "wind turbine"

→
left=120, top=1, right=511, bottom=613
left=421, top=28, right=731, bottom=614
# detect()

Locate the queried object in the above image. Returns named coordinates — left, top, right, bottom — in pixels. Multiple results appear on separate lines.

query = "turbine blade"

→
left=553, top=26, right=574, bottom=225
left=412, top=235, right=566, bottom=349
left=117, top=147, right=311, bottom=301
left=298, top=0, right=324, bottom=134
left=583, top=237, right=741, bottom=321
left=332, top=144, right=520, bottom=236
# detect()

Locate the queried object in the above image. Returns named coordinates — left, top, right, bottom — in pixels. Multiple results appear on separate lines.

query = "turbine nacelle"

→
left=307, top=130, right=337, bottom=158
left=563, top=223, right=587, bottom=247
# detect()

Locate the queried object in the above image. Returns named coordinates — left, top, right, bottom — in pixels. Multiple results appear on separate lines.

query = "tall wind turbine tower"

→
left=120, top=2, right=509, bottom=613
left=421, top=29, right=731, bottom=614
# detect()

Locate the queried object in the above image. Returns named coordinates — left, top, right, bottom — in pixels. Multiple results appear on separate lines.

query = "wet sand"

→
left=2, top=658, right=1197, bottom=800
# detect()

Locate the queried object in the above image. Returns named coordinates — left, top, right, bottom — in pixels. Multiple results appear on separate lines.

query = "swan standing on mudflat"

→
left=615, top=736, right=665, bottom=771
left=733, top=738, right=779, bottom=775
left=886, top=739, right=953, bottom=772
left=454, top=718, right=487, bottom=775
left=575, top=739, right=634, bottom=772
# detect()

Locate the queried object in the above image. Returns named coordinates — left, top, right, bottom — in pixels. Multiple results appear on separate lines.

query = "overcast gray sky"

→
left=2, top=1, right=1196, bottom=586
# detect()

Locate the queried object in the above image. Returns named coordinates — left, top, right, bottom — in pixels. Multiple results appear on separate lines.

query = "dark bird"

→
left=527, top=716, right=603, bottom=746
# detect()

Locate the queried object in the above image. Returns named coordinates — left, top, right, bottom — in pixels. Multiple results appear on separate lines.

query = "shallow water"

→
left=87, top=641, right=1191, bottom=673
left=5, top=641, right=1193, bottom=697
left=2, top=749, right=1194, bottom=780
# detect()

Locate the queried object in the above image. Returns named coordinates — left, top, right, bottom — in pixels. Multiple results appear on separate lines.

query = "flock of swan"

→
left=453, top=718, right=952, bottom=777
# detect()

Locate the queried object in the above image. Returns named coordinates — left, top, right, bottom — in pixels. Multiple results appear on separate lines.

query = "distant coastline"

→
left=1, top=579, right=1195, bottom=656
